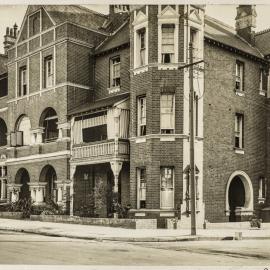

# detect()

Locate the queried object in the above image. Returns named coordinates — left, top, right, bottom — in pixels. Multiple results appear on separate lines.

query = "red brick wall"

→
left=94, top=47, right=130, bottom=100
left=204, top=42, right=268, bottom=222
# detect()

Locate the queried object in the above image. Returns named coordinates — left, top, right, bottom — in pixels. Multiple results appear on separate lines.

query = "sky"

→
left=0, top=4, right=270, bottom=53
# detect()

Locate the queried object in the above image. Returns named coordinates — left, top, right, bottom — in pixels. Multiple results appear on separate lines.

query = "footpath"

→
left=0, top=218, right=270, bottom=242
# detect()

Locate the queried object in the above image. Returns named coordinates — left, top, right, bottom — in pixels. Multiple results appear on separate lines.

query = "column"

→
left=110, top=160, right=123, bottom=218
left=7, top=184, right=22, bottom=203
left=57, top=122, right=71, bottom=141
left=30, top=128, right=44, bottom=144
left=54, top=181, right=64, bottom=204
left=28, top=182, right=47, bottom=204
left=69, top=165, right=76, bottom=216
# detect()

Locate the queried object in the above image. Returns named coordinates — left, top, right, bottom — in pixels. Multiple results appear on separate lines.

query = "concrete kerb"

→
left=1, top=226, right=270, bottom=242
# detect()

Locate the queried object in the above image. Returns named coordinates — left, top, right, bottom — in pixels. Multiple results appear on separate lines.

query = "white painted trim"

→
left=234, top=148, right=245, bottom=155
left=225, top=171, right=254, bottom=215
left=130, top=133, right=189, bottom=142
left=0, top=107, right=8, bottom=113
left=42, top=6, right=56, bottom=26
left=7, top=82, right=91, bottom=104
left=6, top=150, right=70, bottom=164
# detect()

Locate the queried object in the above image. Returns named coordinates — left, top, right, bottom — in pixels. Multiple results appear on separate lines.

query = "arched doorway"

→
left=39, top=108, right=58, bottom=143
left=40, top=165, right=57, bottom=202
left=226, top=171, right=254, bottom=222
left=15, top=168, right=30, bottom=200
left=16, top=115, right=31, bottom=146
left=0, top=118, right=7, bottom=147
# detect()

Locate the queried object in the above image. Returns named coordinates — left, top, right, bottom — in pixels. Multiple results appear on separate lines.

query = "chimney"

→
left=235, top=5, right=257, bottom=46
left=3, top=23, right=17, bottom=54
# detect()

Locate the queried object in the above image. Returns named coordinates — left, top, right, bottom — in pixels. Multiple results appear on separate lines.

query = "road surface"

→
left=0, top=230, right=269, bottom=266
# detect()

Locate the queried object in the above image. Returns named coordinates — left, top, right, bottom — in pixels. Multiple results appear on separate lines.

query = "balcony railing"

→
left=72, top=139, right=129, bottom=161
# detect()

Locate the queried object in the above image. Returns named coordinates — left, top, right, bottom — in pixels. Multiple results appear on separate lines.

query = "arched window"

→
left=0, top=118, right=7, bottom=147
left=40, top=108, right=58, bottom=143
left=16, top=115, right=31, bottom=146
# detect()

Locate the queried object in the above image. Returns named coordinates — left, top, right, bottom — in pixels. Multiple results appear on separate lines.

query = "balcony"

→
left=71, top=139, right=129, bottom=165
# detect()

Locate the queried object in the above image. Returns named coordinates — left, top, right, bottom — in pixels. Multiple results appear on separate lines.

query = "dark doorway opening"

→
left=228, top=176, right=245, bottom=222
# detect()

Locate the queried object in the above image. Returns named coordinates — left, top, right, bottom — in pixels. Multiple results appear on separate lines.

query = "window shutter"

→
left=10, top=132, right=16, bottom=147
left=16, top=131, right=23, bottom=146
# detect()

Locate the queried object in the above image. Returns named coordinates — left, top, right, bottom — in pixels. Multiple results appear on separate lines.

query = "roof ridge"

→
left=70, top=5, right=108, bottom=18
left=255, top=28, right=270, bottom=36
left=205, top=14, right=235, bottom=32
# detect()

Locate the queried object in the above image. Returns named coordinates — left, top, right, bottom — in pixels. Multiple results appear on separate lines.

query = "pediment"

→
left=160, top=5, right=178, bottom=17
left=189, top=8, right=202, bottom=24
left=133, top=10, right=147, bottom=25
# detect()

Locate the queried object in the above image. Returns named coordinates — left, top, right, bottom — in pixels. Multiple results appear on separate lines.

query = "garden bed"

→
left=0, top=211, right=24, bottom=219
left=30, top=215, right=157, bottom=229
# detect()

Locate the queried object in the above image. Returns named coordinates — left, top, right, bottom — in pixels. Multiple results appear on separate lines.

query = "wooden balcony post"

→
left=110, top=160, right=123, bottom=218
left=69, top=165, right=76, bottom=216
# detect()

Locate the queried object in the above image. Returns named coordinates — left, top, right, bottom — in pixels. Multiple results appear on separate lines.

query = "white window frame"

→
left=44, top=55, right=53, bottom=88
left=260, top=69, right=268, bottom=96
left=110, top=56, right=121, bottom=88
left=235, top=113, right=244, bottom=149
left=137, top=167, right=146, bottom=209
left=160, top=166, right=174, bottom=209
left=137, top=96, right=146, bottom=136
left=133, top=9, right=148, bottom=74
left=158, top=10, right=179, bottom=70
left=160, top=93, right=175, bottom=134
left=19, top=66, right=27, bottom=97
left=235, top=61, right=244, bottom=93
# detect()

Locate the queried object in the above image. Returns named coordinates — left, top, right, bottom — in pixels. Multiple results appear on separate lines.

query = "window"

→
left=19, top=66, right=27, bottom=97
left=259, top=177, right=267, bottom=200
left=137, top=168, right=146, bottom=209
left=235, top=61, right=244, bottom=92
left=0, top=118, right=7, bottom=147
left=16, top=115, right=31, bottom=146
left=138, top=28, right=146, bottom=67
left=44, top=56, right=53, bottom=88
left=160, top=167, right=174, bottom=209
left=110, top=56, right=120, bottom=87
left=235, top=113, right=244, bottom=149
left=260, top=69, right=268, bottom=93
left=161, top=24, right=175, bottom=63
left=190, top=28, right=199, bottom=60
left=160, top=94, right=175, bottom=134
left=137, top=96, right=146, bottom=136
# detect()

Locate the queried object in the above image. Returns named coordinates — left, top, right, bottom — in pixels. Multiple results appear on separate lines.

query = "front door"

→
left=160, top=167, right=174, bottom=209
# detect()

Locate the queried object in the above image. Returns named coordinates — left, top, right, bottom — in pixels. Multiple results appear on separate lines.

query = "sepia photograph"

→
left=0, top=1, right=269, bottom=269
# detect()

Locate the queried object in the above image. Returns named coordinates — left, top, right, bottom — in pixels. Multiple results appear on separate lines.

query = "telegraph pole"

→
left=189, top=41, right=196, bottom=236
left=178, top=44, right=203, bottom=236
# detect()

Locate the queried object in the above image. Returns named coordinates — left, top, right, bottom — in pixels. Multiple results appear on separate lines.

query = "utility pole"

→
left=189, top=41, right=196, bottom=236
left=178, top=44, right=203, bottom=236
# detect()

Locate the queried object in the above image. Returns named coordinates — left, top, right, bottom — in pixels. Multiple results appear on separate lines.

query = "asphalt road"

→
left=0, top=230, right=269, bottom=266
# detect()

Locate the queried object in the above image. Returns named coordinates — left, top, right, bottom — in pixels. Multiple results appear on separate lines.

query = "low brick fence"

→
left=30, top=215, right=157, bottom=229
left=0, top=212, right=24, bottom=219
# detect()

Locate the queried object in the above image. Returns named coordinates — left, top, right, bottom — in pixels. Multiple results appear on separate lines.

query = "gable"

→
left=189, top=8, right=202, bottom=24
left=160, top=5, right=178, bottom=17
left=17, top=5, right=54, bottom=43
left=133, top=10, right=147, bottom=25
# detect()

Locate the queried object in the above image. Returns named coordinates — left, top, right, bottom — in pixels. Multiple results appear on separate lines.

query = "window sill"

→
left=234, top=148, right=244, bottom=155
left=235, top=90, right=245, bottom=97
left=133, top=65, right=148, bottom=75
left=259, top=90, right=267, bottom=96
left=160, top=134, right=175, bottom=141
left=135, top=136, right=146, bottom=143
left=108, top=86, right=120, bottom=94
left=158, top=63, right=178, bottom=70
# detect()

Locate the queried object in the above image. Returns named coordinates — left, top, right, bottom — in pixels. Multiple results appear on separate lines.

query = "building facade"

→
left=0, top=4, right=269, bottom=226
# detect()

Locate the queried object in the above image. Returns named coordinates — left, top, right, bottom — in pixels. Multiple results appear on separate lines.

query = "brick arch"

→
left=0, top=117, right=7, bottom=146
left=225, top=170, right=254, bottom=215
left=39, top=107, right=58, bottom=143
left=15, top=168, right=30, bottom=199
left=39, top=164, right=57, bottom=201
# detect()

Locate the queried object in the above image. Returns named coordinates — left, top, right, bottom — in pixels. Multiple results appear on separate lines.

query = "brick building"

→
left=0, top=4, right=269, bottom=226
